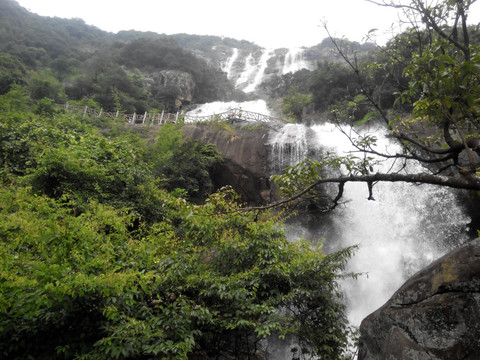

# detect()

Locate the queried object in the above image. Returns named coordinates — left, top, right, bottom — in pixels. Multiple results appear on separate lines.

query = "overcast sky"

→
left=15, top=0, right=480, bottom=48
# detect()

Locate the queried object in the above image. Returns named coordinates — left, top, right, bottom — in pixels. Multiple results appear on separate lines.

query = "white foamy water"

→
left=267, top=123, right=310, bottom=172
left=243, top=49, right=273, bottom=93
left=310, top=123, right=470, bottom=325
left=235, top=49, right=274, bottom=93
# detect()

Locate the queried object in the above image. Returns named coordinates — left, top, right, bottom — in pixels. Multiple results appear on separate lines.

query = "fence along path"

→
left=60, top=103, right=284, bottom=125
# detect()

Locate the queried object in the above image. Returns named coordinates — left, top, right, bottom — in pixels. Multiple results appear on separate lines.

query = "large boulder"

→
left=358, top=237, right=480, bottom=360
left=181, top=123, right=274, bottom=205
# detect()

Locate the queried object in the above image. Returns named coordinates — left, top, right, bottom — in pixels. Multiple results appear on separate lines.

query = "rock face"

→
left=358, top=238, right=480, bottom=360
left=147, top=70, right=196, bottom=111
left=181, top=124, right=274, bottom=205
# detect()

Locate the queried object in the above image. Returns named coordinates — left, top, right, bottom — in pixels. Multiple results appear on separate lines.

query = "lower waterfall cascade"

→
left=289, top=122, right=470, bottom=326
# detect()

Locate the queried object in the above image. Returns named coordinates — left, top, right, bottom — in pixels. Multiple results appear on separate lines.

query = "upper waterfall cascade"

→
left=221, top=46, right=315, bottom=93
left=221, top=47, right=238, bottom=79
left=282, top=48, right=312, bottom=74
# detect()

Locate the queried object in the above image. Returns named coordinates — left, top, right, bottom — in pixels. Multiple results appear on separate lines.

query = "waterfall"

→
left=235, top=49, right=273, bottom=93
left=267, top=123, right=310, bottom=172
left=225, top=47, right=312, bottom=92
left=222, top=47, right=238, bottom=79
left=235, top=54, right=255, bottom=89
left=187, top=98, right=471, bottom=335
left=243, top=49, right=273, bottom=93
left=282, top=48, right=311, bottom=74
left=188, top=47, right=472, bottom=353
left=275, top=122, right=470, bottom=327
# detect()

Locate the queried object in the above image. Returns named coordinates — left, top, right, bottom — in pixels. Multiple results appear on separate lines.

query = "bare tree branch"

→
left=242, top=171, right=480, bottom=213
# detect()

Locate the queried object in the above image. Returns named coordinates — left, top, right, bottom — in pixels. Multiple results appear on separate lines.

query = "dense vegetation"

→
left=0, top=2, right=358, bottom=358
left=0, top=81, right=356, bottom=360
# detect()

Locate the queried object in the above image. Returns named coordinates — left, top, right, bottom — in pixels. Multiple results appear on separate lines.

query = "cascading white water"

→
left=244, top=49, right=274, bottom=93
left=267, top=123, right=310, bottom=172
left=235, top=53, right=256, bottom=89
left=221, top=46, right=315, bottom=93
left=221, top=47, right=238, bottom=79
left=276, top=122, right=470, bottom=327
left=235, top=49, right=273, bottom=93
left=282, top=48, right=311, bottom=74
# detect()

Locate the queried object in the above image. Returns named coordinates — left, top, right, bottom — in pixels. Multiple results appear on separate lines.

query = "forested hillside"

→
left=0, top=0, right=249, bottom=113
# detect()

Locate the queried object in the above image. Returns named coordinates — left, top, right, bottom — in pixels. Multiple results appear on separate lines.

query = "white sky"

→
left=15, top=0, right=480, bottom=48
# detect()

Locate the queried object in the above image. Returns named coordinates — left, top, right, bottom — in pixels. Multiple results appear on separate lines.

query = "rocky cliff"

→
left=144, top=70, right=196, bottom=111
left=181, top=123, right=275, bottom=205
left=358, top=237, right=480, bottom=360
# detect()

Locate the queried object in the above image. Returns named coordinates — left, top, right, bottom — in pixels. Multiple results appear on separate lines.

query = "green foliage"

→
left=151, top=122, right=184, bottom=161
left=0, top=1, right=236, bottom=114
left=282, top=87, right=312, bottom=122
left=116, top=37, right=235, bottom=108
left=0, top=186, right=175, bottom=359
left=0, top=84, right=30, bottom=114
left=0, top=184, right=355, bottom=359
left=309, top=62, right=361, bottom=112
left=0, top=92, right=355, bottom=359
left=260, top=69, right=313, bottom=99
left=33, top=97, right=60, bottom=117
left=400, top=39, right=480, bottom=129
left=329, top=94, right=376, bottom=125
left=0, top=54, right=27, bottom=95
left=150, top=123, right=224, bottom=202
left=29, top=69, right=64, bottom=101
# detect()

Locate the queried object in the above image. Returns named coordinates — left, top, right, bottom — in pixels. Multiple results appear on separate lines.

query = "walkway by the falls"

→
left=58, top=103, right=285, bottom=126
